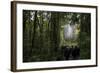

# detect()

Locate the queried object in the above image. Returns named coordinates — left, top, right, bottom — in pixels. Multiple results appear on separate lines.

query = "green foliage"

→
left=78, top=13, right=91, bottom=59
left=23, top=10, right=91, bottom=62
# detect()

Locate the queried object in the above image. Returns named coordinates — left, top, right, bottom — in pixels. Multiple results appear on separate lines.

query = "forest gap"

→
left=23, top=10, right=91, bottom=62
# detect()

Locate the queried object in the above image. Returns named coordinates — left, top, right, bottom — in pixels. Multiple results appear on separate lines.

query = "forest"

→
left=23, top=10, right=91, bottom=62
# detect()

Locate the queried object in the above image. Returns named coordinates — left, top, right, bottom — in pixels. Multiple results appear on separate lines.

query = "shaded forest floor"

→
left=23, top=45, right=80, bottom=62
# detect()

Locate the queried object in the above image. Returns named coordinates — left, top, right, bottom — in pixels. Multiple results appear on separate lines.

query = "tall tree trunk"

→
left=50, top=12, right=60, bottom=55
left=32, top=11, right=37, bottom=51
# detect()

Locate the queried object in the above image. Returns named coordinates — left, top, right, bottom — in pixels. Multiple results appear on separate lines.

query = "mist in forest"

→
left=23, top=10, right=91, bottom=62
